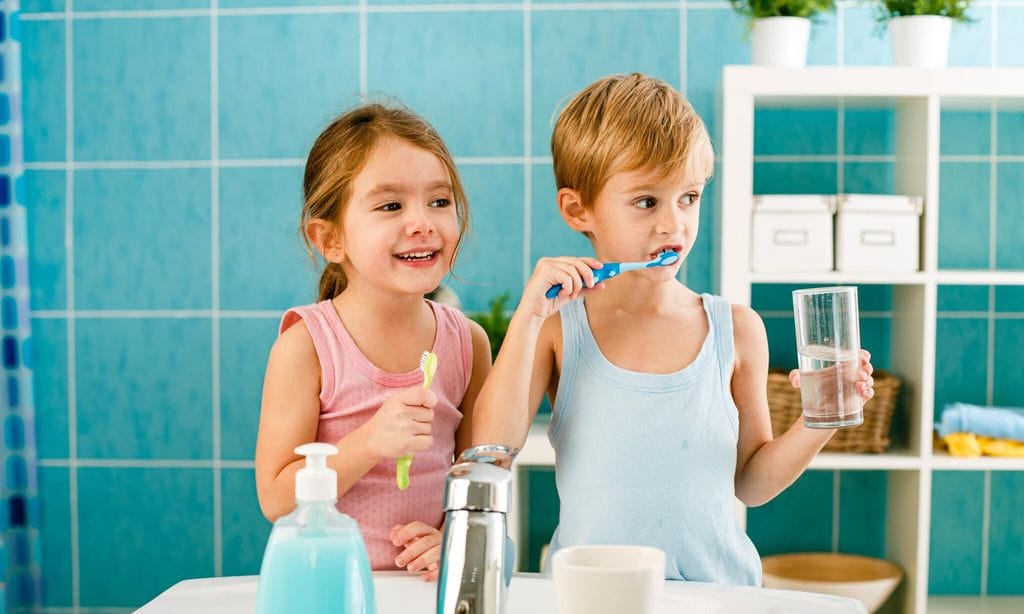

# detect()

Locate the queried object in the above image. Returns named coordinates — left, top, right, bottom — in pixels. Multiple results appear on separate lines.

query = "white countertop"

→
left=138, top=571, right=867, bottom=613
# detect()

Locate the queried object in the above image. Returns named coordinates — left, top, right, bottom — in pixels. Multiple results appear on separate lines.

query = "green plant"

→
left=876, top=0, right=972, bottom=22
left=729, top=0, right=834, bottom=20
left=468, top=293, right=512, bottom=361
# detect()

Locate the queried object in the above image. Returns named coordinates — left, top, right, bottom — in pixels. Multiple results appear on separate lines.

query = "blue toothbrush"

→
left=545, top=251, right=680, bottom=299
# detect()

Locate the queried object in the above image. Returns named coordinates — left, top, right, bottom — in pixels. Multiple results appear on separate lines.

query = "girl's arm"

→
left=730, top=305, right=873, bottom=507
left=255, top=321, right=397, bottom=522
left=454, top=319, right=495, bottom=457
left=472, top=256, right=604, bottom=450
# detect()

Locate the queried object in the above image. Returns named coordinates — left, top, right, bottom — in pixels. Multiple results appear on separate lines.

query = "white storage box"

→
left=751, top=195, right=835, bottom=273
left=835, top=194, right=922, bottom=272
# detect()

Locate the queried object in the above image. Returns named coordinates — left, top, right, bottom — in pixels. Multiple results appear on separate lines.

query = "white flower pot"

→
left=750, top=17, right=811, bottom=67
left=889, top=15, right=953, bottom=68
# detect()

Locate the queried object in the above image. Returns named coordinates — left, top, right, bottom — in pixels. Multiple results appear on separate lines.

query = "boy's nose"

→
left=655, top=206, right=687, bottom=235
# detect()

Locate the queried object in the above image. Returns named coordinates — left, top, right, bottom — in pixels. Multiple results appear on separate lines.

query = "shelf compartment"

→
left=929, top=451, right=1024, bottom=471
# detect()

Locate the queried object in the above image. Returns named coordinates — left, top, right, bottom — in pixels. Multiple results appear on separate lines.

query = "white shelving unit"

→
left=719, top=66, right=1024, bottom=614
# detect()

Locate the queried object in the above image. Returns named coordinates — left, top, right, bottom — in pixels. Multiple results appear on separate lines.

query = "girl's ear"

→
left=306, top=219, right=345, bottom=264
left=557, top=188, right=590, bottom=234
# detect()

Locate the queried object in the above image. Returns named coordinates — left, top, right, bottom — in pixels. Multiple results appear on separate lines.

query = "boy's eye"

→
left=682, top=192, right=701, bottom=206
left=378, top=202, right=401, bottom=212
left=430, top=198, right=452, bottom=208
left=634, top=197, right=657, bottom=210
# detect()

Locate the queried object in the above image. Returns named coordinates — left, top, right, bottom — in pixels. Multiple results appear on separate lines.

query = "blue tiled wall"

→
left=19, top=0, right=1024, bottom=609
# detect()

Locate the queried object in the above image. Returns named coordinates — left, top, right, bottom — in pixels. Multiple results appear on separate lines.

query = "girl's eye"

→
left=379, top=202, right=401, bottom=212
left=430, top=198, right=452, bottom=208
left=634, top=197, right=657, bottom=210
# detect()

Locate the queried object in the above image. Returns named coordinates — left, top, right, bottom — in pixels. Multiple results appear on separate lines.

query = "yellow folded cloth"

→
left=943, top=432, right=1024, bottom=458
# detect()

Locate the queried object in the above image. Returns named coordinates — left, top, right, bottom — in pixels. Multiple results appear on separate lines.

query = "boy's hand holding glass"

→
left=361, top=387, right=437, bottom=460
left=520, top=256, right=605, bottom=320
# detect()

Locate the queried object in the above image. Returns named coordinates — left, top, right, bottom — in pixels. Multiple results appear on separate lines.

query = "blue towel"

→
left=937, top=403, right=1024, bottom=442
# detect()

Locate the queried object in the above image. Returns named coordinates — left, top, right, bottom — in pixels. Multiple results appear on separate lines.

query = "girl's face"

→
left=340, top=137, right=460, bottom=296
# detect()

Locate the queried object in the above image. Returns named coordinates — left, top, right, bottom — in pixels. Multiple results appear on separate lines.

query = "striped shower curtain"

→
left=0, top=1, right=43, bottom=611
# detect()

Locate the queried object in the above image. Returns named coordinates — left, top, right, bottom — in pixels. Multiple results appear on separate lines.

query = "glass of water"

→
left=792, top=286, right=864, bottom=428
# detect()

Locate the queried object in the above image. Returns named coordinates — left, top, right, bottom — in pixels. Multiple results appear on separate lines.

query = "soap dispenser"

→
left=255, top=443, right=376, bottom=614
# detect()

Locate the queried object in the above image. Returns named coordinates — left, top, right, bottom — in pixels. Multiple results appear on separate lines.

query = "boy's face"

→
left=566, top=165, right=706, bottom=280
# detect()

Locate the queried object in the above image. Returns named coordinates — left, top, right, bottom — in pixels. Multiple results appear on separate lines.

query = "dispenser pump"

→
left=295, top=443, right=338, bottom=502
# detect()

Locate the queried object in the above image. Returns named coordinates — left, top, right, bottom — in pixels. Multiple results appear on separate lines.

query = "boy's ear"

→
left=305, top=219, right=346, bottom=264
left=557, top=188, right=591, bottom=233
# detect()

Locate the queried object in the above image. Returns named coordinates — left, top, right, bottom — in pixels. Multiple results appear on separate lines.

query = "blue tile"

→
left=858, top=285, right=894, bottom=311
left=933, top=318, right=988, bottom=416
left=30, top=317, right=68, bottom=460
left=447, top=164, right=524, bottom=313
left=523, top=467, right=558, bottom=573
left=763, top=315, right=797, bottom=370
left=747, top=470, right=833, bottom=556
left=532, top=9, right=679, bottom=157
left=74, top=169, right=212, bottom=310
left=22, top=0, right=66, bottom=11
left=368, top=11, right=522, bottom=158
left=218, top=13, right=359, bottom=159
left=938, top=162, right=990, bottom=270
left=529, top=163, right=593, bottom=268
left=220, top=317, right=277, bottom=461
left=807, top=12, right=838, bottom=66
left=995, top=285, right=1024, bottom=312
left=995, top=163, right=1024, bottom=270
left=844, top=109, right=894, bottom=156
left=687, top=8, right=748, bottom=144
left=843, top=7, right=890, bottom=66
left=21, top=19, right=65, bottom=162
left=76, top=318, right=213, bottom=459
left=25, top=170, right=65, bottom=311
left=753, top=162, right=837, bottom=194
left=754, top=109, right=837, bottom=156
left=997, top=111, right=1024, bottom=155
left=78, top=467, right=214, bottom=607
left=988, top=472, right=1024, bottom=594
left=684, top=174, right=714, bottom=294
left=928, top=471, right=984, bottom=594
left=73, top=18, right=210, bottom=161
left=837, top=471, right=887, bottom=558
left=76, top=0, right=207, bottom=8
left=221, top=468, right=272, bottom=576
left=842, top=161, right=894, bottom=194
left=997, top=7, right=1024, bottom=67
left=219, top=167, right=317, bottom=311
left=940, top=111, right=990, bottom=156
left=752, top=284, right=804, bottom=312
left=938, top=285, right=989, bottom=312
left=860, top=316, right=892, bottom=370
left=948, top=8, right=993, bottom=67
left=992, top=319, right=1024, bottom=408
left=38, top=467, right=72, bottom=607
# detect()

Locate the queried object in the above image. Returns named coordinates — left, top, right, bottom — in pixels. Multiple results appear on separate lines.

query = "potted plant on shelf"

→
left=468, top=293, right=512, bottom=361
left=730, top=0, right=834, bottom=67
left=877, top=0, right=972, bottom=67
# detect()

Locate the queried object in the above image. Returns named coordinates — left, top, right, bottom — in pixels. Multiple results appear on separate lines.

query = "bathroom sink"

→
left=139, top=571, right=867, bottom=613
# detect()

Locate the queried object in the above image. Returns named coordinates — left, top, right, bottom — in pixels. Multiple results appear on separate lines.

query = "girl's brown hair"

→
left=301, top=102, right=470, bottom=301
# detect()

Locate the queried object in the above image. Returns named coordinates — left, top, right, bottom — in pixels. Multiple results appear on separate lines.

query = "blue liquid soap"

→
left=255, top=443, right=376, bottom=614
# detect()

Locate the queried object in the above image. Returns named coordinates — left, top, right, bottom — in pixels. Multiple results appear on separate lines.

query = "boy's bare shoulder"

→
left=730, top=303, right=768, bottom=365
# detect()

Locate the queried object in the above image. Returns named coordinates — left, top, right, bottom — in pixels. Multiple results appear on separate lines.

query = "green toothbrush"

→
left=397, top=350, right=437, bottom=490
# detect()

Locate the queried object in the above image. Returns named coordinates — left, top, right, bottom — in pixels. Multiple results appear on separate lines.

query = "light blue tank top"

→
left=546, top=293, right=762, bottom=585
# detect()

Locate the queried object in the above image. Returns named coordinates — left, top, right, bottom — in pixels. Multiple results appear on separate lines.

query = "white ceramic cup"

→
left=551, top=545, right=666, bottom=614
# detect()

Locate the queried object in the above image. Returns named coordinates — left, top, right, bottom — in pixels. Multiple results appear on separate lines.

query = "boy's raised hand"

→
left=789, top=349, right=875, bottom=401
left=520, top=256, right=605, bottom=319
left=391, top=522, right=442, bottom=581
left=361, top=387, right=437, bottom=460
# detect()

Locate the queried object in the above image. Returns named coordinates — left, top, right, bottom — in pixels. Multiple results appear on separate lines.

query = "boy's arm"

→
left=454, top=319, right=495, bottom=458
left=731, top=305, right=836, bottom=507
left=471, top=311, right=556, bottom=450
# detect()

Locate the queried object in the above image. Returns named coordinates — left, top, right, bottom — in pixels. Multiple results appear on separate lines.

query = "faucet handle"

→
left=458, top=444, right=519, bottom=469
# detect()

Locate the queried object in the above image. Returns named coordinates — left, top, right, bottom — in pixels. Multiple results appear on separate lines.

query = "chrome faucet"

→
left=436, top=445, right=517, bottom=614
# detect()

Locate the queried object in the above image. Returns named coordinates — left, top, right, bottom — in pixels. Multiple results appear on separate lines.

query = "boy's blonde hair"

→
left=551, top=73, right=714, bottom=208
left=301, top=102, right=469, bottom=301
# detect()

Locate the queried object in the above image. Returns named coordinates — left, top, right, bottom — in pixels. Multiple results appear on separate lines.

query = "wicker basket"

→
left=767, top=369, right=901, bottom=453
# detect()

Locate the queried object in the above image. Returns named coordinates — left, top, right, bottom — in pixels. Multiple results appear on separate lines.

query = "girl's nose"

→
left=404, top=207, right=435, bottom=235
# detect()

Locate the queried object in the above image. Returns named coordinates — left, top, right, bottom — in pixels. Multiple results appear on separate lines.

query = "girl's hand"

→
left=362, top=387, right=437, bottom=460
left=391, top=522, right=442, bottom=581
left=519, top=256, right=605, bottom=320
left=789, top=349, right=875, bottom=401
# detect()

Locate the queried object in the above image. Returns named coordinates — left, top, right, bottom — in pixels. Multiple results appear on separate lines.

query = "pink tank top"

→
left=279, top=299, right=473, bottom=569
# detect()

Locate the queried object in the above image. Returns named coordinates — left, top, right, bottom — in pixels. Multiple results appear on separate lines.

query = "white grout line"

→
left=63, top=1, right=81, bottom=608
left=39, top=458, right=256, bottom=469
left=981, top=470, right=991, bottom=595
left=523, top=1, right=532, bottom=288
left=211, top=0, right=223, bottom=579
left=832, top=470, right=840, bottom=553
left=30, top=309, right=284, bottom=319
left=359, top=0, right=368, bottom=96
